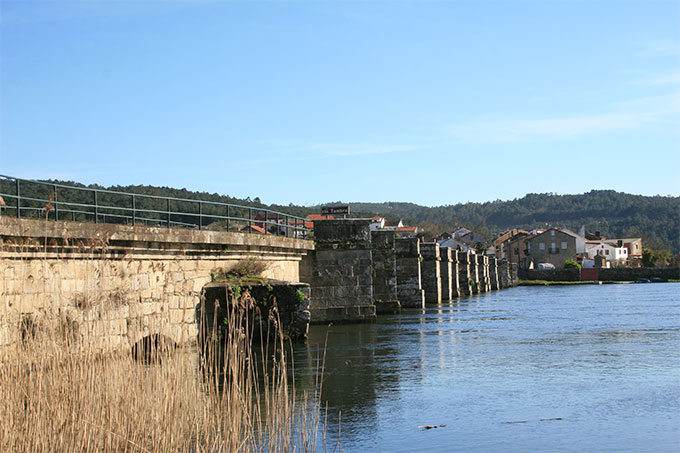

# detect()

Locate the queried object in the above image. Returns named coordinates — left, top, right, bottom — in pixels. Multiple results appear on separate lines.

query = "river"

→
left=290, top=283, right=680, bottom=452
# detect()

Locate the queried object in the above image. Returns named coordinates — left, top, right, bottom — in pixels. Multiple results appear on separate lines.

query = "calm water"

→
left=291, top=283, right=680, bottom=452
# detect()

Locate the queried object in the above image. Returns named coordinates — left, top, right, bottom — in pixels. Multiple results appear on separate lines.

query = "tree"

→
left=642, top=248, right=673, bottom=267
left=564, top=259, right=580, bottom=270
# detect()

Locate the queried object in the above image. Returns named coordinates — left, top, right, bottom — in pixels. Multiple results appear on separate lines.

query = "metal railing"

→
left=0, top=174, right=310, bottom=238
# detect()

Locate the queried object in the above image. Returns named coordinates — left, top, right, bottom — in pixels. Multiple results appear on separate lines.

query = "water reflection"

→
left=286, top=283, right=680, bottom=452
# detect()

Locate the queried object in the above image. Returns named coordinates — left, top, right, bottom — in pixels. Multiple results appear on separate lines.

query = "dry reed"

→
left=0, top=293, right=325, bottom=452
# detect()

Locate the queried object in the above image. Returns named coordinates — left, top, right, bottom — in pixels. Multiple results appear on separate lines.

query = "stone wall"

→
left=395, top=237, right=425, bottom=308
left=599, top=267, right=680, bottom=281
left=526, top=266, right=680, bottom=282
left=420, top=243, right=441, bottom=304
left=526, top=269, right=581, bottom=281
left=0, top=217, right=313, bottom=352
left=439, top=247, right=454, bottom=301
left=299, top=219, right=376, bottom=323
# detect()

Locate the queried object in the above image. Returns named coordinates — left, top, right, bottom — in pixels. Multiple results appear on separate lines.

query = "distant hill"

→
left=2, top=178, right=678, bottom=252
left=344, top=191, right=680, bottom=252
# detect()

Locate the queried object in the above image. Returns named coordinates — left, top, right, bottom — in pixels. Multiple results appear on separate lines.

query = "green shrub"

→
left=564, top=259, right=580, bottom=270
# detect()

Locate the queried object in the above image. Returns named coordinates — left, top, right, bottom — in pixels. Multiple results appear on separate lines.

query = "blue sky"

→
left=1, top=0, right=678, bottom=207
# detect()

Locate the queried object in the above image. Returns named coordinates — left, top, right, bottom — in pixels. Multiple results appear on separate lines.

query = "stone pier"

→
left=439, top=247, right=454, bottom=301
left=450, top=250, right=460, bottom=298
left=395, top=237, right=425, bottom=308
left=457, top=250, right=473, bottom=296
left=489, top=257, right=500, bottom=290
left=371, top=230, right=400, bottom=314
left=299, top=219, right=376, bottom=323
left=469, top=252, right=480, bottom=294
left=420, top=242, right=441, bottom=304
left=477, top=255, right=490, bottom=293
left=509, top=262, right=519, bottom=287
left=498, top=260, right=511, bottom=289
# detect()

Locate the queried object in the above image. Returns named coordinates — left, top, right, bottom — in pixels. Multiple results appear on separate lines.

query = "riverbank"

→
left=520, top=279, right=680, bottom=286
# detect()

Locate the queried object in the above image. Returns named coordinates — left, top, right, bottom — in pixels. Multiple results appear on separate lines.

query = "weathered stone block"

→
left=314, top=219, right=372, bottom=247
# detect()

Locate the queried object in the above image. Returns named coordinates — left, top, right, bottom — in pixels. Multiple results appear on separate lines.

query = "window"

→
left=561, top=242, right=567, bottom=249
left=551, top=230, right=555, bottom=236
left=539, top=242, right=545, bottom=250
left=605, top=250, right=609, bottom=255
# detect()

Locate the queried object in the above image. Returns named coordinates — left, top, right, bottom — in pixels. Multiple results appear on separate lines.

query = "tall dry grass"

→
left=0, top=290, right=325, bottom=452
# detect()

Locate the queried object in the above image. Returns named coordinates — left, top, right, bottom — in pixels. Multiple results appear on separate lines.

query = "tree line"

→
left=1, top=178, right=677, bottom=253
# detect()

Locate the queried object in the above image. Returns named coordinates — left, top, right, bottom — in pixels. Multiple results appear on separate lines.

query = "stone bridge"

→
left=1, top=217, right=519, bottom=353
left=0, top=218, right=313, bottom=352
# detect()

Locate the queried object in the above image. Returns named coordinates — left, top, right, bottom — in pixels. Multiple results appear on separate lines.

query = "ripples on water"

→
left=291, top=283, right=680, bottom=452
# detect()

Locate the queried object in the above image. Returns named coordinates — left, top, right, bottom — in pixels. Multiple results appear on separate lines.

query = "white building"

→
left=585, top=241, right=628, bottom=263
left=369, top=216, right=386, bottom=231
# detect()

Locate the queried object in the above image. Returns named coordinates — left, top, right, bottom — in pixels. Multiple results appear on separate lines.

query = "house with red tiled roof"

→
left=395, top=226, right=421, bottom=237
left=241, top=224, right=271, bottom=235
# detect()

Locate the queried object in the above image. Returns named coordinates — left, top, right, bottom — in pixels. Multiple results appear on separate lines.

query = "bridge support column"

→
left=439, top=246, right=453, bottom=302
left=457, top=250, right=473, bottom=296
left=477, top=255, right=490, bottom=293
left=489, top=257, right=500, bottom=290
left=498, top=260, right=511, bottom=289
left=395, top=237, right=425, bottom=308
left=421, top=243, right=441, bottom=304
left=371, top=230, right=400, bottom=314
left=299, top=219, right=376, bottom=323
left=451, top=250, right=460, bottom=298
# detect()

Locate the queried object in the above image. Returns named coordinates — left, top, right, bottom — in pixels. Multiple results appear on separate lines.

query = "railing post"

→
left=199, top=201, right=202, bottom=230
left=132, top=194, right=136, bottom=225
left=16, top=178, right=20, bottom=218
left=167, top=198, right=171, bottom=227
left=226, top=205, right=230, bottom=231
left=94, top=190, right=98, bottom=223
left=249, top=207, right=253, bottom=231
left=53, top=184, right=58, bottom=221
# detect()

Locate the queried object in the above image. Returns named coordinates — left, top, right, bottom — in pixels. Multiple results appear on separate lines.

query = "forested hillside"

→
left=1, top=177, right=677, bottom=252
left=347, top=191, right=680, bottom=252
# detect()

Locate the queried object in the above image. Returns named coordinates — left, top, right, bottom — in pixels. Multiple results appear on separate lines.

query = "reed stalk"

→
left=0, top=285, right=324, bottom=452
